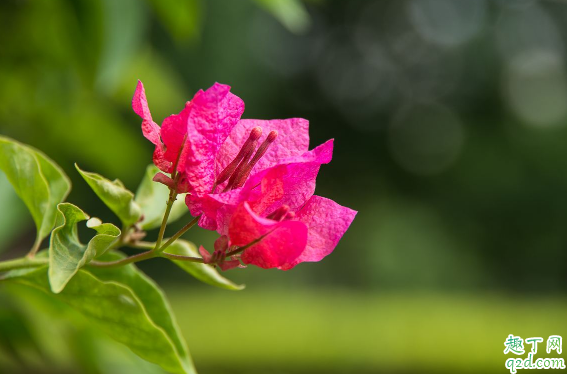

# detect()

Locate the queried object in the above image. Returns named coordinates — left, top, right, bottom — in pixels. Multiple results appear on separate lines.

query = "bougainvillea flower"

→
left=132, top=80, right=245, bottom=192
left=228, top=195, right=356, bottom=270
left=133, top=81, right=328, bottom=216
left=189, top=138, right=334, bottom=231
left=189, top=117, right=322, bottom=203
left=133, top=80, right=356, bottom=270
left=200, top=159, right=356, bottom=269
left=227, top=202, right=308, bottom=269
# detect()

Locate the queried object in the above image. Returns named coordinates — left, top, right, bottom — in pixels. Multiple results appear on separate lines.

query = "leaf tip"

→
left=86, top=217, right=103, bottom=228
left=47, top=271, right=66, bottom=294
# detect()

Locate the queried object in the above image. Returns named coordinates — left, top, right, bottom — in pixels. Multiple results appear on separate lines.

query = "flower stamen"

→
left=214, top=127, right=262, bottom=191
left=223, top=149, right=255, bottom=192
left=266, top=205, right=290, bottom=221
left=221, top=129, right=278, bottom=192
left=233, top=130, right=278, bottom=189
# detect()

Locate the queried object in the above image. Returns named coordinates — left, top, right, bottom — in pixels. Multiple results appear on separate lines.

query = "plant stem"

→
left=26, top=238, right=42, bottom=258
left=161, top=252, right=204, bottom=263
left=226, top=233, right=268, bottom=257
left=154, top=188, right=177, bottom=251
left=89, top=250, right=157, bottom=268
left=154, top=135, right=186, bottom=251
left=0, top=257, right=48, bottom=272
left=88, top=249, right=204, bottom=267
left=129, top=241, right=155, bottom=250
left=157, top=216, right=200, bottom=253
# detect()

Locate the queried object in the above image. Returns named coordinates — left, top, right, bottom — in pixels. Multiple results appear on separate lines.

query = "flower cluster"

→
left=133, top=81, right=356, bottom=270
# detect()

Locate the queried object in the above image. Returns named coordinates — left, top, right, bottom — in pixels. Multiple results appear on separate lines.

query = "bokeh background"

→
left=1, top=0, right=567, bottom=373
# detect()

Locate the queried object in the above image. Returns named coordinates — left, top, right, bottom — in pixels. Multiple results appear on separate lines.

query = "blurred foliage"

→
left=0, top=284, right=166, bottom=374
left=0, top=173, right=29, bottom=254
left=254, top=0, right=311, bottom=35
left=0, top=136, right=71, bottom=253
left=2, top=283, right=567, bottom=374
left=2, top=0, right=567, bottom=373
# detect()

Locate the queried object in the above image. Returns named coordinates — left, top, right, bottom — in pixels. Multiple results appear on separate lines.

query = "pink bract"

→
left=189, top=139, right=334, bottom=231
left=228, top=196, right=356, bottom=270
left=229, top=202, right=308, bottom=269
left=132, top=80, right=245, bottom=193
left=215, top=158, right=356, bottom=270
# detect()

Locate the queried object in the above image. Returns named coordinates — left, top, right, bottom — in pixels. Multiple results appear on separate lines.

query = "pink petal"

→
left=239, top=139, right=334, bottom=214
left=246, top=162, right=320, bottom=216
left=192, top=140, right=333, bottom=232
left=229, top=202, right=307, bottom=269
left=211, top=203, right=238, bottom=235
left=132, top=80, right=162, bottom=146
left=216, top=118, right=310, bottom=178
left=160, top=103, right=193, bottom=173
left=185, top=194, right=226, bottom=230
left=152, top=172, right=189, bottom=193
left=183, top=83, right=245, bottom=196
left=214, top=235, right=229, bottom=252
left=238, top=139, right=333, bottom=203
left=281, top=138, right=333, bottom=165
left=197, top=214, right=218, bottom=231
left=152, top=146, right=170, bottom=173
left=278, top=196, right=357, bottom=270
left=218, top=259, right=241, bottom=271
left=152, top=172, right=175, bottom=189
left=199, top=245, right=213, bottom=263
left=133, top=81, right=169, bottom=172
left=194, top=161, right=318, bottom=233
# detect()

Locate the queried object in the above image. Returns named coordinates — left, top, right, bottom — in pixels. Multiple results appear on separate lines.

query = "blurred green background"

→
left=1, top=0, right=567, bottom=373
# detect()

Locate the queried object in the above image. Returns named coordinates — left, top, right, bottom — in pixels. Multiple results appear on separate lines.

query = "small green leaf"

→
left=164, top=240, right=244, bottom=291
left=135, top=165, right=187, bottom=230
left=75, top=164, right=142, bottom=226
left=4, top=259, right=196, bottom=374
left=0, top=136, right=71, bottom=251
left=49, top=203, right=120, bottom=294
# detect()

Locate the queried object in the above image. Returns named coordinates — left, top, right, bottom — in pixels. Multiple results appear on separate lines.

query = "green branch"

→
left=89, top=250, right=157, bottom=268
left=0, top=256, right=48, bottom=273
left=157, top=216, right=200, bottom=253
left=154, top=187, right=178, bottom=251
left=161, top=252, right=204, bottom=263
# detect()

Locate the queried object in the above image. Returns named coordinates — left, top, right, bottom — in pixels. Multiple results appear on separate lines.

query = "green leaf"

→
left=135, top=165, right=187, bottom=230
left=87, top=253, right=194, bottom=373
left=75, top=164, right=142, bottom=226
left=254, top=0, right=311, bottom=34
left=0, top=136, right=71, bottom=251
left=4, top=260, right=196, bottom=374
left=164, top=240, right=244, bottom=291
left=49, top=203, right=120, bottom=294
left=0, top=171, right=30, bottom=254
